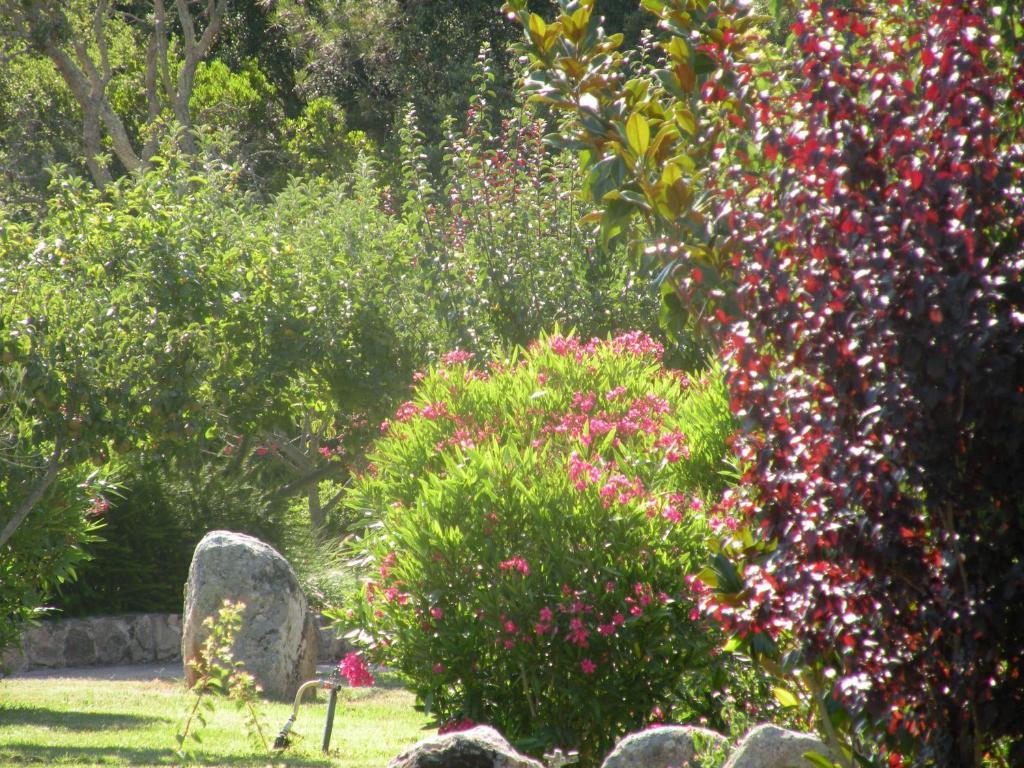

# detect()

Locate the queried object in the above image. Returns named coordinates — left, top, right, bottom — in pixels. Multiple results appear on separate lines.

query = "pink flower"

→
left=567, top=618, right=590, bottom=647
left=539, top=607, right=553, bottom=622
left=612, top=612, right=625, bottom=626
left=605, top=386, right=627, bottom=401
left=420, top=401, right=449, bottom=421
left=432, top=663, right=445, bottom=674
left=339, top=653, right=375, bottom=687
left=396, top=401, right=419, bottom=421
left=430, top=607, right=444, bottom=620
left=438, top=717, right=477, bottom=735
left=503, top=620, right=517, bottom=634
left=610, top=330, right=664, bottom=360
left=662, top=505, right=683, bottom=523
left=379, top=551, right=397, bottom=579
left=442, top=349, right=474, bottom=366
left=499, top=557, right=530, bottom=576
left=580, top=658, right=597, bottom=675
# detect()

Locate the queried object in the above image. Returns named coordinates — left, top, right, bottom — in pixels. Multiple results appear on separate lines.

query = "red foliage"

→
left=720, top=1, right=1024, bottom=763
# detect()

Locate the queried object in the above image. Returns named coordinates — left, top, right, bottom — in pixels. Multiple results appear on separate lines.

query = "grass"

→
left=0, top=672, right=433, bottom=767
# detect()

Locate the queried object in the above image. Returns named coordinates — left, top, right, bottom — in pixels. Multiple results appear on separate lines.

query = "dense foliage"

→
left=334, top=333, right=781, bottom=762
left=2, top=78, right=660, bottom=618
left=505, top=0, right=768, bottom=360
left=712, top=3, right=1024, bottom=765
left=510, top=0, right=1024, bottom=765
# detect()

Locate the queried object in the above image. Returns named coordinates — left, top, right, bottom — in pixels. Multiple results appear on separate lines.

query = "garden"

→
left=1, top=1, right=1022, bottom=767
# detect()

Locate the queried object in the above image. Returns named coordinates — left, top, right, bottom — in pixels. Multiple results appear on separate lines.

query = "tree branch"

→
left=0, top=439, right=65, bottom=551
left=271, top=461, right=346, bottom=501
left=153, top=0, right=174, bottom=100
left=93, top=0, right=112, bottom=85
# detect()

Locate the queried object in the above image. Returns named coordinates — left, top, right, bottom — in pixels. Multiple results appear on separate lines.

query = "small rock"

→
left=724, top=724, right=834, bottom=768
left=181, top=531, right=318, bottom=700
left=388, top=725, right=544, bottom=768
left=601, top=725, right=728, bottom=768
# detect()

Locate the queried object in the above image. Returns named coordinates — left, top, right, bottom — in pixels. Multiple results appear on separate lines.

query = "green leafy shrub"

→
left=394, top=48, right=663, bottom=359
left=0, top=459, right=110, bottom=653
left=52, top=455, right=291, bottom=617
left=282, top=96, right=375, bottom=181
left=333, top=332, right=765, bottom=762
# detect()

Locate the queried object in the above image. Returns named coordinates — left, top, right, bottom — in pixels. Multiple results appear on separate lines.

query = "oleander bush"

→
left=333, top=332, right=777, bottom=763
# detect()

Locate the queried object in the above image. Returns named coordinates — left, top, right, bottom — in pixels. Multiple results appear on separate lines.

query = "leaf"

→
left=626, top=112, right=650, bottom=158
left=667, top=37, right=691, bottom=64
left=801, top=753, right=840, bottom=768
left=528, top=13, right=548, bottom=42
left=675, top=108, right=697, bottom=138
left=772, top=686, right=800, bottom=708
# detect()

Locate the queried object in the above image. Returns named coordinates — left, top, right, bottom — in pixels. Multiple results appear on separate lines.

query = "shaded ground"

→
left=8, top=660, right=185, bottom=681
left=7, top=661, right=342, bottom=681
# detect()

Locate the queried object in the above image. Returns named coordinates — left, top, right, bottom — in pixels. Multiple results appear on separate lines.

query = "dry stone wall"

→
left=1, top=612, right=346, bottom=674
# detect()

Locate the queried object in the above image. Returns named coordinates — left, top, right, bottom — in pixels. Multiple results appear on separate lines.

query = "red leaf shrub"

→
left=716, top=1, right=1024, bottom=764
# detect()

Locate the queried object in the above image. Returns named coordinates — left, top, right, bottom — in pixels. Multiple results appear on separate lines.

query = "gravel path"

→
left=6, top=661, right=185, bottom=681
left=6, top=661, right=340, bottom=682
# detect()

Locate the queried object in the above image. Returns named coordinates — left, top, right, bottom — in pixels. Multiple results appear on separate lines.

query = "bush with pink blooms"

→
left=331, top=332, right=773, bottom=762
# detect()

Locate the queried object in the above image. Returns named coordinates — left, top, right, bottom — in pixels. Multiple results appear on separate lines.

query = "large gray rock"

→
left=181, top=530, right=318, bottom=700
left=388, top=725, right=543, bottom=768
left=723, top=724, right=834, bottom=768
left=601, top=725, right=728, bottom=768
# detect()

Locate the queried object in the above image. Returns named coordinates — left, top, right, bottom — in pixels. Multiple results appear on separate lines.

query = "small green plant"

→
left=175, top=600, right=269, bottom=764
left=689, top=730, right=732, bottom=768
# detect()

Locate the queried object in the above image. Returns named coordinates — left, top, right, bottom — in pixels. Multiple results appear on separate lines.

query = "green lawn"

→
left=0, top=674, right=432, bottom=767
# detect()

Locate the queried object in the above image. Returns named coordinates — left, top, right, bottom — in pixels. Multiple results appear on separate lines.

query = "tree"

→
left=0, top=0, right=227, bottom=187
left=505, top=0, right=764, bottom=363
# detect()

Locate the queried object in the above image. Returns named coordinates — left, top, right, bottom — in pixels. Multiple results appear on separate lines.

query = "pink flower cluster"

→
left=567, top=452, right=647, bottom=508
left=395, top=400, right=450, bottom=423
left=442, top=349, right=474, bottom=366
left=339, top=653, right=375, bottom=687
left=499, top=557, right=530, bottom=576
left=546, top=391, right=675, bottom=449
left=438, top=717, right=477, bottom=734
left=379, top=551, right=397, bottom=579
left=545, top=331, right=664, bottom=362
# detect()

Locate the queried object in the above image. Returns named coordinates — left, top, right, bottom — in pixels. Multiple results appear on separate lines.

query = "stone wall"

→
left=1, top=613, right=347, bottom=674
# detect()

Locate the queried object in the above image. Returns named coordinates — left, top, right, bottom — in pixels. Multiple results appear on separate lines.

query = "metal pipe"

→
left=322, top=685, right=339, bottom=753
left=272, top=678, right=324, bottom=749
